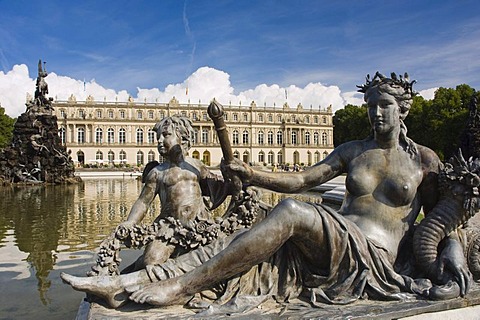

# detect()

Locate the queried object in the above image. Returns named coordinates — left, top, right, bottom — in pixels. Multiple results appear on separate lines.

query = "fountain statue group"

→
left=0, top=60, right=78, bottom=184
left=61, top=73, right=480, bottom=317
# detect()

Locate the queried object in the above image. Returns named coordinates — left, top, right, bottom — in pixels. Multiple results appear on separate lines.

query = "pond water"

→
left=0, top=177, right=323, bottom=320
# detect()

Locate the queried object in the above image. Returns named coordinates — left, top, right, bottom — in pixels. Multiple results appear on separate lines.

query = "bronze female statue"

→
left=61, top=73, right=472, bottom=311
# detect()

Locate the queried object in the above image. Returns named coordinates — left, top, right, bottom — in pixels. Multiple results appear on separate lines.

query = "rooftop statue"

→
left=61, top=73, right=480, bottom=316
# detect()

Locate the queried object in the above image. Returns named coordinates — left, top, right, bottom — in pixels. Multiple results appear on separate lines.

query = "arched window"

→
left=119, top=150, right=127, bottom=163
left=293, top=151, right=300, bottom=164
left=322, top=132, right=328, bottom=145
left=59, top=127, right=66, bottom=144
left=305, top=132, right=310, bottom=145
left=148, top=129, right=155, bottom=144
left=323, top=151, right=329, bottom=159
left=258, top=114, right=264, bottom=122
left=137, top=151, right=144, bottom=165
left=276, top=131, right=283, bottom=145
left=258, top=151, right=265, bottom=163
left=77, top=150, right=85, bottom=165
left=314, top=151, right=320, bottom=163
left=202, top=151, right=210, bottom=166
left=95, top=128, right=103, bottom=143
left=322, top=116, right=327, bottom=124
left=314, top=132, right=319, bottom=145
left=258, top=131, right=264, bottom=145
left=268, top=131, right=274, bottom=145
left=277, top=151, right=283, bottom=165
left=192, top=151, right=200, bottom=159
left=243, top=151, right=249, bottom=163
left=268, top=151, right=274, bottom=165
left=148, top=150, right=156, bottom=162
left=242, top=130, right=249, bottom=144
left=77, top=127, right=85, bottom=144
left=307, top=151, right=312, bottom=166
left=193, top=129, right=198, bottom=144
left=107, top=128, right=114, bottom=144
left=314, top=116, right=319, bottom=124
left=108, top=150, right=115, bottom=164
left=291, top=131, right=297, bottom=145
left=233, top=151, right=240, bottom=159
left=137, top=128, right=144, bottom=144
left=119, top=128, right=126, bottom=144
left=232, top=130, right=239, bottom=145
left=96, top=150, right=103, bottom=161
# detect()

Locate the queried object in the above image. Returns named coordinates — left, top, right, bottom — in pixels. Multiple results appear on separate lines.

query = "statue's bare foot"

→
left=61, top=272, right=128, bottom=308
left=128, top=278, right=192, bottom=306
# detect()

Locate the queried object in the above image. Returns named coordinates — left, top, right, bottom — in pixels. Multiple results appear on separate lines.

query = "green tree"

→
left=333, top=104, right=370, bottom=146
left=0, top=106, right=15, bottom=148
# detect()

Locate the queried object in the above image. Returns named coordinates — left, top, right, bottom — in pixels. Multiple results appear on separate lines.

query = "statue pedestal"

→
left=77, top=282, right=480, bottom=319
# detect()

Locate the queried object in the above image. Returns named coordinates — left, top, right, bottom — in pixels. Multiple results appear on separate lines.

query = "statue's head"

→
left=358, top=72, right=416, bottom=120
left=153, top=115, right=194, bottom=154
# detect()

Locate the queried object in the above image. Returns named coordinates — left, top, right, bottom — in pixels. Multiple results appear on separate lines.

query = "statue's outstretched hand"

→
left=438, top=238, right=471, bottom=297
left=220, top=158, right=253, bottom=184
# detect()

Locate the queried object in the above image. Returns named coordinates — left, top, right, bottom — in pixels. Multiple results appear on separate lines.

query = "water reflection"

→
left=0, top=178, right=322, bottom=319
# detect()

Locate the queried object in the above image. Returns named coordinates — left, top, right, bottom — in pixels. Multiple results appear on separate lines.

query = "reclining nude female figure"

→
left=62, top=73, right=471, bottom=309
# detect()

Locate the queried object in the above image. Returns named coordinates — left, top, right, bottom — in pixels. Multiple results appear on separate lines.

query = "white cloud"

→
left=418, top=87, right=437, bottom=101
left=0, top=64, right=438, bottom=118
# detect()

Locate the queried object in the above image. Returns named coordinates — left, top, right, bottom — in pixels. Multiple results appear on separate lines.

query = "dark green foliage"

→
left=333, top=104, right=370, bottom=146
left=334, top=84, right=477, bottom=160
left=0, top=107, right=15, bottom=148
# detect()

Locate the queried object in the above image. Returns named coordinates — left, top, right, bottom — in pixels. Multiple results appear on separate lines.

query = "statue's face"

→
left=157, top=122, right=181, bottom=156
left=366, top=90, right=401, bottom=135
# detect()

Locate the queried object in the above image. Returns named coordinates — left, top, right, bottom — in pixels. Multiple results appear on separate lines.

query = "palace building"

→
left=53, top=95, right=334, bottom=167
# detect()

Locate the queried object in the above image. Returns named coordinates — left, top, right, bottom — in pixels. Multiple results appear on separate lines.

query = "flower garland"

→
left=89, top=188, right=261, bottom=276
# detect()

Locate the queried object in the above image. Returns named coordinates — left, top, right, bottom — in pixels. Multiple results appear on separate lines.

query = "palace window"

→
left=277, top=131, right=283, bottom=145
left=322, top=132, right=327, bottom=145
left=108, top=110, right=114, bottom=119
left=291, top=131, right=297, bottom=145
left=120, top=110, right=125, bottom=119
left=277, top=115, right=282, bottom=122
left=314, top=151, right=320, bottom=163
left=277, top=151, right=283, bottom=165
left=96, top=150, right=103, bottom=161
left=268, top=114, right=273, bottom=122
left=96, top=110, right=102, bottom=118
left=305, top=116, right=310, bottom=124
left=267, top=131, right=274, bottom=145
left=59, top=127, right=66, bottom=144
left=258, top=114, right=263, bottom=122
left=148, top=150, right=156, bottom=162
left=258, top=151, right=265, bottom=163
left=136, top=151, right=144, bottom=165
left=243, top=113, right=248, bottom=122
left=78, top=109, right=85, bottom=118
left=305, top=132, right=311, bottom=145
left=268, top=151, right=274, bottom=165
left=60, top=109, right=66, bottom=118
left=202, top=128, right=208, bottom=144
left=108, top=151, right=115, bottom=164
left=119, top=128, right=126, bottom=144
left=233, top=113, right=238, bottom=121
left=322, top=116, right=327, bottom=124
left=148, top=129, right=155, bottom=144
left=314, top=116, right=319, bottom=124
left=95, top=128, right=103, bottom=143
left=107, top=128, right=114, bottom=144
left=314, top=132, right=319, bottom=145
left=242, top=130, right=249, bottom=144
left=137, top=111, right=143, bottom=119
left=258, top=131, right=264, bottom=145
left=77, top=127, right=85, bottom=144
left=192, top=112, right=198, bottom=121
left=119, top=150, right=127, bottom=163
left=232, top=130, right=239, bottom=145
left=136, top=128, right=144, bottom=144
left=203, top=113, right=208, bottom=121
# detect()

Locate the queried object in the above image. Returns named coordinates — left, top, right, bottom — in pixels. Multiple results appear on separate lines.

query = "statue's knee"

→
left=276, top=198, right=303, bottom=215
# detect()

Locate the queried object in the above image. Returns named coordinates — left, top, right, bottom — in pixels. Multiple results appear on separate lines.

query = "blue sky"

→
left=1, top=0, right=479, bottom=116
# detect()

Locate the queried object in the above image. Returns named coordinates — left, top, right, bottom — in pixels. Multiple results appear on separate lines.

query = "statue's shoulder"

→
left=416, top=144, right=442, bottom=172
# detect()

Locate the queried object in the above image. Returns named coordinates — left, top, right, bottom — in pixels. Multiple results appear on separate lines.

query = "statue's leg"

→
left=121, top=240, right=175, bottom=274
left=129, top=198, right=328, bottom=306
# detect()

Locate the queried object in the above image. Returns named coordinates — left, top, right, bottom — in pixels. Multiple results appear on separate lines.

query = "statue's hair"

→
left=358, top=72, right=418, bottom=157
left=153, top=115, right=195, bottom=151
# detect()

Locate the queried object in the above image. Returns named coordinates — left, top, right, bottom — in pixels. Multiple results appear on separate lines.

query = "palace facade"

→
left=53, top=95, right=334, bottom=167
